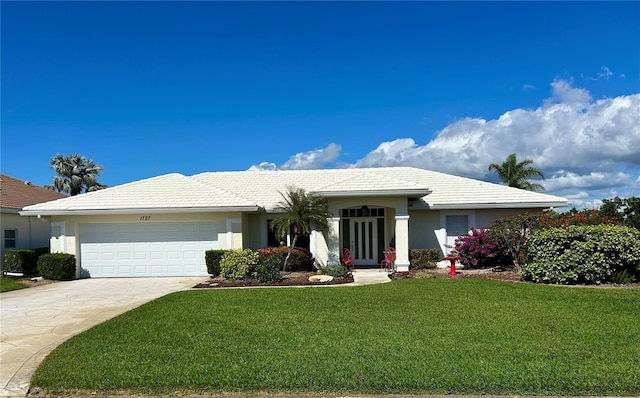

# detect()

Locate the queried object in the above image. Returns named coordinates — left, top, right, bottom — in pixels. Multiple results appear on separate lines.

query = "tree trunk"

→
left=283, top=234, right=298, bottom=271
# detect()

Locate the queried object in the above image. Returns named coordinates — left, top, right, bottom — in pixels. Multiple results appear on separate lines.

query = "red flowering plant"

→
left=539, top=210, right=620, bottom=228
left=453, top=228, right=499, bottom=269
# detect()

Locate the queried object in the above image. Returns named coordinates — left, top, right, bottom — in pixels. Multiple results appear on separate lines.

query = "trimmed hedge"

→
left=38, top=253, right=76, bottom=281
left=523, top=225, right=640, bottom=285
left=409, top=248, right=440, bottom=270
left=220, top=249, right=259, bottom=281
left=3, top=249, right=38, bottom=275
left=205, top=250, right=230, bottom=277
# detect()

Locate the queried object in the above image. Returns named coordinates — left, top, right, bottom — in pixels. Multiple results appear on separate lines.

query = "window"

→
left=341, top=207, right=385, bottom=218
left=446, top=215, right=469, bottom=236
left=4, top=229, right=16, bottom=249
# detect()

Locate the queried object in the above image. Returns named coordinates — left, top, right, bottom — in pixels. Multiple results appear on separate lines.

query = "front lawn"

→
left=0, top=276, right=29, bottom=292
left=32, top=278, right=640, bottom=396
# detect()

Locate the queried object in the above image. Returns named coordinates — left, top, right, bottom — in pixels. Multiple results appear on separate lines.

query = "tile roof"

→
left=21, top=167, right=570, bottom=215
left=0, top=174, right=67, bottom=211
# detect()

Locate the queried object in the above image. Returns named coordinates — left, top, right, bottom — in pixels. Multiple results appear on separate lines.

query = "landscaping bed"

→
left=194, top=271, right=354, bottom=288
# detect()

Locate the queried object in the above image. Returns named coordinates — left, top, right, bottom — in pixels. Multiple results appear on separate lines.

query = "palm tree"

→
left=49, top=153, right=107, bottom=196
left=488, top=153, right=545, bottom=191
left=270, top=187, right=331, bottom=271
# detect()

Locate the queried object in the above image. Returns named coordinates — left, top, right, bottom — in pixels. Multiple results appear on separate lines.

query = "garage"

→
left=79, top=222, right=218, bottom=277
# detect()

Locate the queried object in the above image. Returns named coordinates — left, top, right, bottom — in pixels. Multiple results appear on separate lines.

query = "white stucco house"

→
left=20, top=167, right=569, bottom=278
left=1, top=174, right=67, bottom=262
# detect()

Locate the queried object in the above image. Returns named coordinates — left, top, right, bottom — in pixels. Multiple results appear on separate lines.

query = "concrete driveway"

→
left=0, top=277, right=204, bottom=398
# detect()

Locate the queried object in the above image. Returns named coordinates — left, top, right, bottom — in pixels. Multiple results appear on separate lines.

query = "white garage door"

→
left=80, top=222, right=218, bottom=278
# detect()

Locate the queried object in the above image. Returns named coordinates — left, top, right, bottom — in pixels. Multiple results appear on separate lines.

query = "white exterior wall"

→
left=0, top=212, right=52, bottom=261
left=409, top=208, right=547, bottom=258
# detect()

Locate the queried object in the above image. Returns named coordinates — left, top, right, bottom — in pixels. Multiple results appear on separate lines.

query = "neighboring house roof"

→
left=20, top=167, right=570, bottom=216
left=0, top=174, right=67, bottom=213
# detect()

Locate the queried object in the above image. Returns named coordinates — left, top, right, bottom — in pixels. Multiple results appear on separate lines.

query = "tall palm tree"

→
left=49, top=153, right=107, bottom=196
left=270, top=187, right=331, bottom=271
left=488, top=153, right=545, bottom=191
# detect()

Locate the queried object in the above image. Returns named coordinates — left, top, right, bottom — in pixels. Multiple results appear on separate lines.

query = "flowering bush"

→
left=454, top=228, right=498, bottom=269
left=539, top=210, right=620, bottom=228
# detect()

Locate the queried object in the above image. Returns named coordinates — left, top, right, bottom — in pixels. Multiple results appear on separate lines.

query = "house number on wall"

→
left=139, top=216, right=151, bottom=221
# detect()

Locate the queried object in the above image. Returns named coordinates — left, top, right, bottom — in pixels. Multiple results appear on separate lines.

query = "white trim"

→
left=395, top=215, right=410, bottom=221
left=20, top=206, right=261, bottom=217
left=51, top=221, right=66, bottom=252
left=429, top=201, right=568, bottom=210
left=226, top=218, right=241, bottom=249
left=312, top=189, right=431, bottom=198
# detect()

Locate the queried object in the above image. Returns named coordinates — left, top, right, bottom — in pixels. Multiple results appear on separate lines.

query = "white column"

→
left=395, top=215, right=410, bottom=271
left=327, top=217, right=341, bottom=265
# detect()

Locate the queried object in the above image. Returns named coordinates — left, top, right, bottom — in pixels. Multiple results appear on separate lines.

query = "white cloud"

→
left=583, top=65, right=624, bottom=81
left=281, top=143, right=342, bottom=170
left=354, top=79, right=639, bottom=208
left=597, top=66, right=614, bottom=80
left=249, top=143, right=342, bottom=171
left=547, top=78, right=592, bottom=105
left=543, top=171, right=634, bottom=192
left=256, top=79, right=639, bottom=209
left=248, top=162, right=278, bottom=171
left=523, top=84, right=536, bottom=91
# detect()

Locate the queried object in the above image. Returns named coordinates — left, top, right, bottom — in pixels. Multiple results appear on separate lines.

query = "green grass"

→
left=33, top=279, right=640, bottom=395
left=0, top=276, right=29, bottom=292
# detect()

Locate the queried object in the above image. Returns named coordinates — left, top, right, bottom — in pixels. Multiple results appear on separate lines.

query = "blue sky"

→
left=2, top=1, right=639, bottom=209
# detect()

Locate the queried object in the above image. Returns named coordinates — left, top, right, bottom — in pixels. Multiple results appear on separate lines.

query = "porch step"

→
left=351, top=269, right=392, bottom=286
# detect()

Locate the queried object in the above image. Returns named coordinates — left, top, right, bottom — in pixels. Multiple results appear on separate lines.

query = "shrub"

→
left=523, top=225, right=640, bottom=285
left=33, top=247, right=50, bottom=258
left=205, top=250, right=229, bottom=277
left=454, top=228, right=499, bottom=269
left=488, top=213, right=540, bottom=267
left=321, top=264, right=349, bottom=278
left=257, top=246, right=314, bottom=271
left=255, top=255, right=282, bottom=283
left=219, top=249, right=259, bottom=281
left=3, top=249, right=37, bottom=275
left=409, top=248, right=440, bottom=269
left=37, top=253, right=76, bottom=281
left=286, top=247, right=315, bottom=271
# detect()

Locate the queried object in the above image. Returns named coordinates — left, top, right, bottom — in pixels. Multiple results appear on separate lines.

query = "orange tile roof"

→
left=0, top=174, right=67, bottom=210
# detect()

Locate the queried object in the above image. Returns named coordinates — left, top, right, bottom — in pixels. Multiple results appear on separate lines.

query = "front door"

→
left=350, top=218, right=378, bottom=266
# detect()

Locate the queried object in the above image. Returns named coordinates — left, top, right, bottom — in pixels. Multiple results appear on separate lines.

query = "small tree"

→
left=270, top=187, right=331, bottom=271
left=488, top=213, right=541, bottom=267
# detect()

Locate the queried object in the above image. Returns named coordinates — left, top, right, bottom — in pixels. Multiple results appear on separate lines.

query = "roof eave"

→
left=312, top=189, right=432, bottom=198
left=1, top=207, right=21, bottom=214
left=19, top=206, right=262, bottom=217
left=426, top=201, right=571, bottom=210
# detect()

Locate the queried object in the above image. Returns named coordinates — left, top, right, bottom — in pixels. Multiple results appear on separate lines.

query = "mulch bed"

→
left=194, top=272, right=354, bottom=288
left=392, top=267, right=640, bottom=288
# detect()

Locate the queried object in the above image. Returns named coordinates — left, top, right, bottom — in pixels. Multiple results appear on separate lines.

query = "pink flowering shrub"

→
left=454, top=228, right=498, bottom=269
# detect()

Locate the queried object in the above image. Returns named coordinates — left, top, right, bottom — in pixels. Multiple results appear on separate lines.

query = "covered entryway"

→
left=341, top=207, right=386, bottom=266
left=79, top=222, right=217, bottom=277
